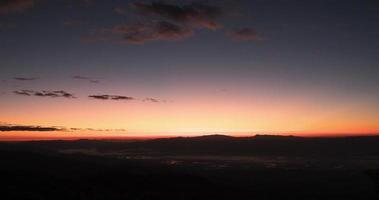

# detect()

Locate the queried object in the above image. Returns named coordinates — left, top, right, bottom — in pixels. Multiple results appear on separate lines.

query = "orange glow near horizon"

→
left=1, top=89, right=379, bottom=141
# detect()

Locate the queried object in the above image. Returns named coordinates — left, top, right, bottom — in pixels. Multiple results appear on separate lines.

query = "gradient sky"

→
left=1, top=0, right=379, bottom=140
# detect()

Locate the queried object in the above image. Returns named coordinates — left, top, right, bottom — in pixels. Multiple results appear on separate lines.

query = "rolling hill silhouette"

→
left=4, top=134, right=379, bottom=157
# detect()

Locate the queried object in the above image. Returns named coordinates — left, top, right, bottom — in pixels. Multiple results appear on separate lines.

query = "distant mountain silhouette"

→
left=184, top=134, right=235, bottom=140
left=5, top=134, right=379, bottom=157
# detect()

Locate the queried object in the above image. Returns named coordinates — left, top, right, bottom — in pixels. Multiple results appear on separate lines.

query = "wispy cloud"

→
left=143, top=97, right=160, bottom=103
left=13, top=90, right=32, bottom=96
left=13, top=90, right=76, bottom=98
left=88, top=94, right=135, bottom=101
left=0, top=0, right=34, bottom=14
left=130, top=1, right=223, bottom=30
left=13, top=77, right=39, bottom=81
left=110, top=21, right=193, bottom=44
left=69, top=127, right=127, bottom=132
left=227, top=28, right=264, bottom=42
left=72, top=75, right=100, bottom=83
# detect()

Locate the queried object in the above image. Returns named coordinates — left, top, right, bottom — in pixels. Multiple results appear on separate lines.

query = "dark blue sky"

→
left=1, top=0, right=379, bottom=137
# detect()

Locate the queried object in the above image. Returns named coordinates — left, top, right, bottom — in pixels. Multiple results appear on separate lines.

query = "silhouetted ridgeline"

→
left=4, top=135, right=379, bottom=157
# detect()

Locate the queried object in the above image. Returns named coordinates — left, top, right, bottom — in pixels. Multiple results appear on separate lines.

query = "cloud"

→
left=0, top=122, right=127, bottom=133
left=88, top=95, right=135, bottom=101
left=227, top=28, right=263, bottom=41
left=85, top=2, right=228, bottom=44
left=88, top=94, right=168, bottom=103
left=13, top=90, right=32, bottom=96
left=13, top=77, right=39, bottom=81
left=130, top=1, right=223, bottom=30
left=111, top=21, right=193, bottom=44
left=143, top=97, right=160, bottom=103
left=69, top=127, right=127, bottom=132
left=72, top=75, right=100, bottom=83
left=0, top=0, right=34, bottom=14
left=13, top=90, right=76, bottom=98
left=0, top=125, right=64, bottom=132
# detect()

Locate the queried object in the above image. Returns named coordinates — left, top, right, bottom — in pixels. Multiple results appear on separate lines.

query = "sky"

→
left=1, top=0, right=379, bottom=140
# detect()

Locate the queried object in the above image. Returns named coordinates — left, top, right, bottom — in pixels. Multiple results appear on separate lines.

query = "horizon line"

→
left=1, top=133, right=379, bottom=142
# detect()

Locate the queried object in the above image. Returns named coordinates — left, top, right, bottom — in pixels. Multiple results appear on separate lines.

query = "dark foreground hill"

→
left=1, top=135, right=379, bottom=199
left=8, top=134, right=379, bottom=157
left=0, top=146, right=378, bottom=200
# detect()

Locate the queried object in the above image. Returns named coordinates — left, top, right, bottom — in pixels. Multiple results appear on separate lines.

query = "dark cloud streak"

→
left=13, top=77, right=39, bottom=81
left=0, top=123, right=127, bottom=133
left=88, top=95, right=135, bottom=101
left=72, top=75, right=100, bottom=83
left=88, top=94, right=167, bottom=103
left=0, top=125, right=64, bottom=132
left=13, top=90, right=76, bottom=98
